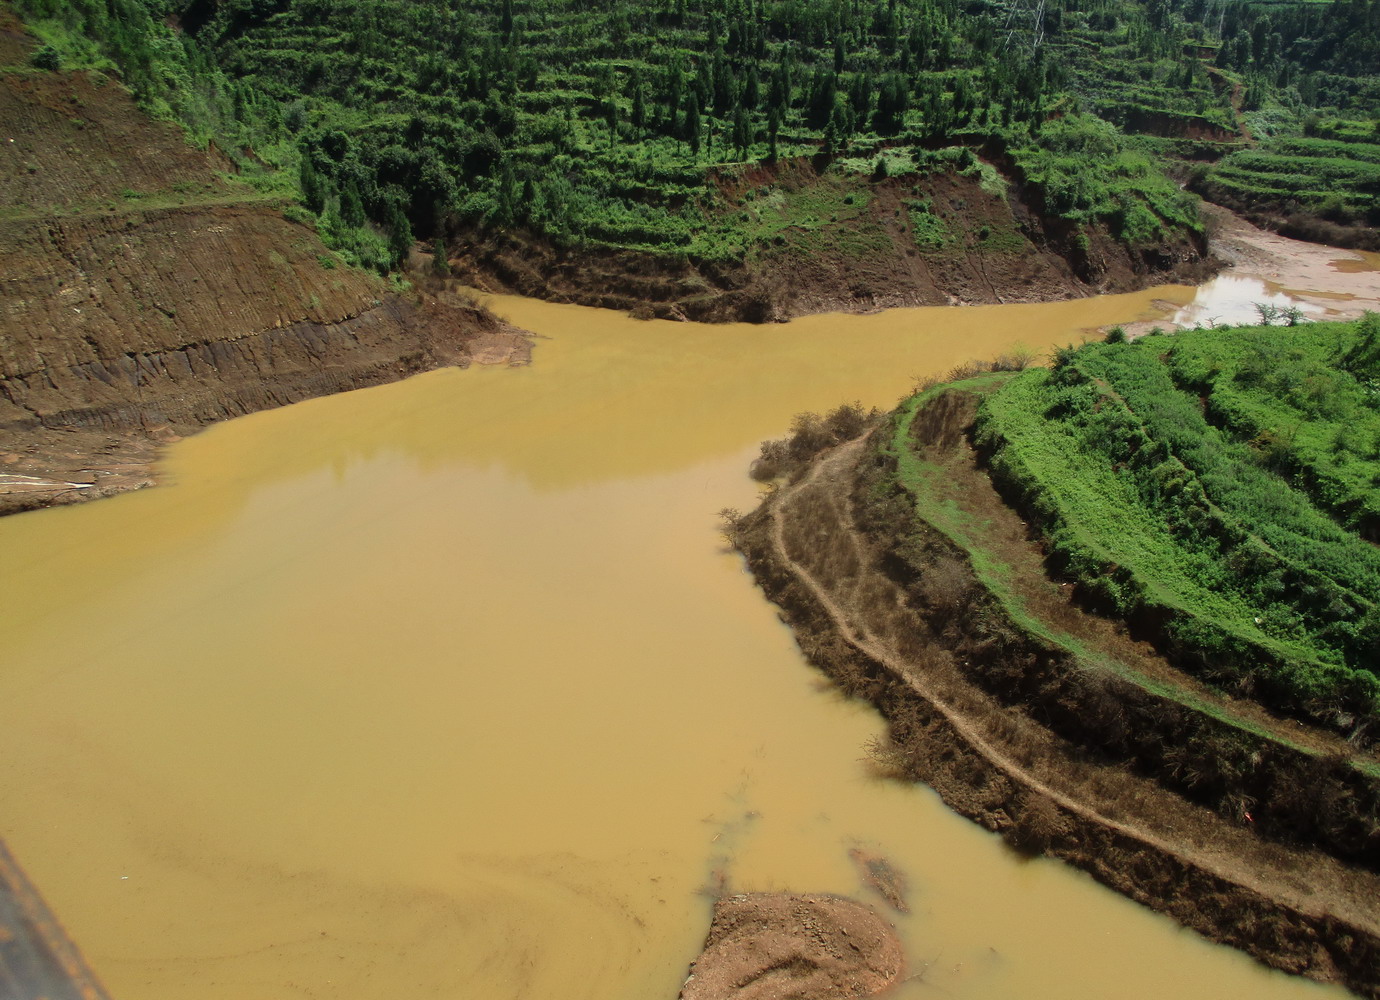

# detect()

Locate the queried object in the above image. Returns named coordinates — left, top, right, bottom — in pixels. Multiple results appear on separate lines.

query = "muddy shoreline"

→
left=731, top=423, right=1380, bottom=998
left=0, top=59, right=533, bottom=520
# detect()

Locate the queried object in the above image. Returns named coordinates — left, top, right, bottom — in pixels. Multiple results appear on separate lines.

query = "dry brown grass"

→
left=750, top=402, right=881, bottom=483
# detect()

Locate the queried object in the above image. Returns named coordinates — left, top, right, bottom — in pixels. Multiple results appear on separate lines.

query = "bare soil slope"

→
left=0, top=37, right=522, bottom=516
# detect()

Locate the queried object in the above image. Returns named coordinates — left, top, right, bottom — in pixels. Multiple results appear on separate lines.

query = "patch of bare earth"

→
left=679, top=893, right=903, bottom=1000
left=0, top=4, right=33, bottom=64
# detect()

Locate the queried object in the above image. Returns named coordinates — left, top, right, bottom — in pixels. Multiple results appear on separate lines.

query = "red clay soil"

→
left=0, top=58, right=525, bottom=517
left=679, top=893, right=903, bottom=1000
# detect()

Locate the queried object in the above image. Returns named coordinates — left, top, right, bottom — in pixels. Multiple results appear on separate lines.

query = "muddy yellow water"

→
left=0, top=289, right=1346, bottom=1000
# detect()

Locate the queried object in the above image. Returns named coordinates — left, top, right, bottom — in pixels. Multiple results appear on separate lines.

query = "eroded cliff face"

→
left=0, top=28, right=516, bottom=516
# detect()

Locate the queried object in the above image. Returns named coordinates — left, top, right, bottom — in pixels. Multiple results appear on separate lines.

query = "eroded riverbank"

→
left=6, top=207, right=1371, bottom=525
left=731, top=400, right=1380, bottom=995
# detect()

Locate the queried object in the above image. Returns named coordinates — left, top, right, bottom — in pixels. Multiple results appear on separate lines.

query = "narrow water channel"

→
left=0, top=286, right=1349, bottom=999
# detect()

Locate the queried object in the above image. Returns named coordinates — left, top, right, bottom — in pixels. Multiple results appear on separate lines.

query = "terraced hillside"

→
left=0, top=11, right=514, bottom=515
left=1198, top=135, right=1380, bottom=249
left=11, top=0, right=1229, bottom=320
left=1184, top=0, right=1380, bottom=247
left=978, top=323, right=1380, bottom=736
left=733, top=319, right=1380, bottom=995
left=12, top=0, right=1379, bottom=300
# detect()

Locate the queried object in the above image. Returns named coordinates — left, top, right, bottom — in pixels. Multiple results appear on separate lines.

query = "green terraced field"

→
left=974, top=319, right=1380, bottom=734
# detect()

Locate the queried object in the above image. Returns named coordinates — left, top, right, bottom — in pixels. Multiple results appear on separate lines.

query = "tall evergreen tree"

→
left=631, top=76, right=647, bottom=131
left=873, top=72, right=909, bottom=134
left=300, top=154, right=325, bottom=213
left=732, top=102, right=750, bottom=158
left=684, top=93, right=702, bottom=155
left=744, top=66, right=761, bottom=111
left=387, top=203, right=413, bottom=267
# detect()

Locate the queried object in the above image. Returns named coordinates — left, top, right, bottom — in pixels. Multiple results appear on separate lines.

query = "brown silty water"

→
left=0, top=287, right=1349, bottom=1000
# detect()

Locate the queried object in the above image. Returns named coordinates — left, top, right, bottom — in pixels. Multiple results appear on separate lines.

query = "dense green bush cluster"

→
left=1007, top=114, right=1201, bottom=240
left=1168, top=315, right=1380, bottom=535
left=975, top=321, right=1380, bottom=734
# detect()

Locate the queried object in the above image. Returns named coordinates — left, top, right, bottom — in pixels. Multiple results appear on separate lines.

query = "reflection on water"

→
left=1175, top=244, right=1380, bottom=330
left=1172, top=273, right=1329, bottom=328
left=0, top=288, right=1344, bottom=1000
left=1330, top=250, right=1380, bottom=275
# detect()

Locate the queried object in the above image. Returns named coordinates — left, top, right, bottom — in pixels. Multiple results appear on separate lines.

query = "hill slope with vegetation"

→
left=8, top=0, right=1378, bottom=309
left=3, top=0, right=1227, bottom=317
left=731, top=317, right=1380, bottom=994
left=979, top=320, right=1380, bottom=736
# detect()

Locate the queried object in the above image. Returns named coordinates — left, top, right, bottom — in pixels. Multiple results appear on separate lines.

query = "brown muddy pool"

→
left=0, top=288, right=1348, bottom=1000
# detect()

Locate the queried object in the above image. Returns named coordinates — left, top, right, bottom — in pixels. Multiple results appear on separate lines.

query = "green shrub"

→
left=30, top=43, right=60, bottom=70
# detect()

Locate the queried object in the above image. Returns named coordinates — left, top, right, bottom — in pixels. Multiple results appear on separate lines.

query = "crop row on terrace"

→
left=1200, top=136, right=1380, bottom=225
left=972, top=321, right=1380, bottom=740
left=1167, top=316, right=1380, bottom=537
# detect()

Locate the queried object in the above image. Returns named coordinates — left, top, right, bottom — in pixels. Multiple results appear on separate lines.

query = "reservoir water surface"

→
left=0, top=286, right=1349, bottom=1000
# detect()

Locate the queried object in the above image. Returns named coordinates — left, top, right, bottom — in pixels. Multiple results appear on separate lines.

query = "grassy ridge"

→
left=974, top=320, right=1380, bottom=736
